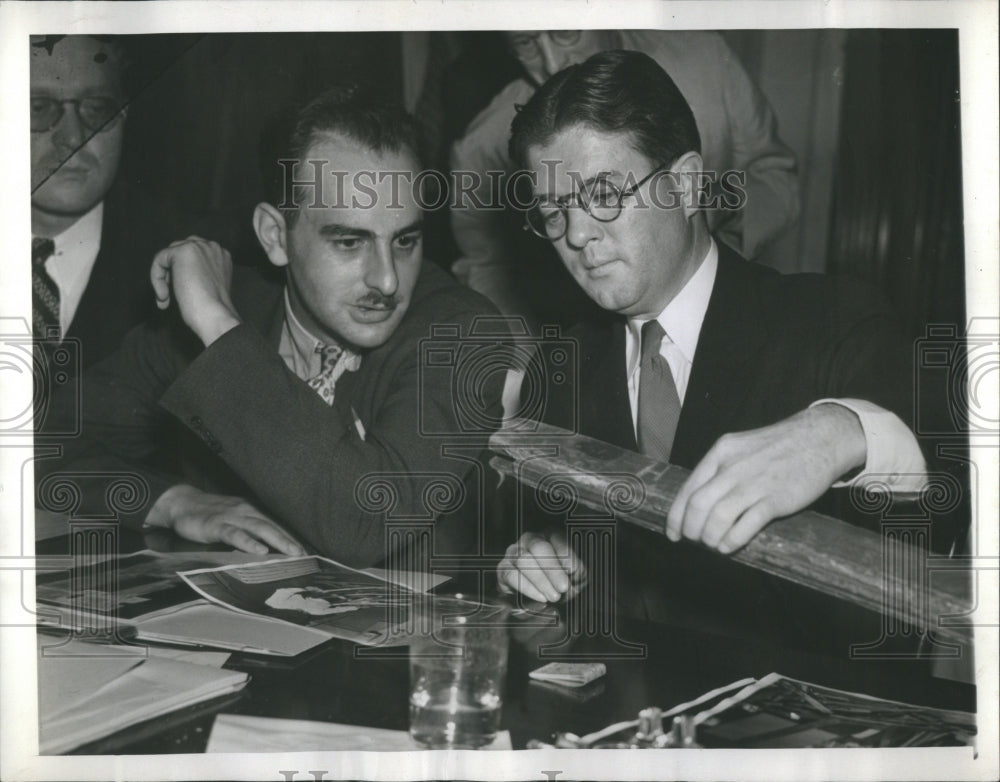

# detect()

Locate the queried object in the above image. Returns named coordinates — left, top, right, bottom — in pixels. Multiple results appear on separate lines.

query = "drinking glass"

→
left=408, top=598, right=509, bottom=749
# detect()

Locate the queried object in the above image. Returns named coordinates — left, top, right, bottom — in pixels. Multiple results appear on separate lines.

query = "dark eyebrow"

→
left=548, top=170, right=620, bottom=204
left=316, top=220, right=423, bottom=240
left=317, top=223, right=373, bottom=239
left=392, top=219, right=423, bottom=239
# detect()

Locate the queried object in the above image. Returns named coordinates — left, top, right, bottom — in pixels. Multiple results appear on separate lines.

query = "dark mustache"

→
left=356, top=292, right=399, bottom=309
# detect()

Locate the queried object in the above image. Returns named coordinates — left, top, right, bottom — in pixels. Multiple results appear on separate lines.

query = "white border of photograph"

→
left=1, top=2, right=996, bottom=781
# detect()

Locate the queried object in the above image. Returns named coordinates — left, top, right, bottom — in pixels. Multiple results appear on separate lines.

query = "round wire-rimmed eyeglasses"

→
left=523, top=163, right=672, bottom=241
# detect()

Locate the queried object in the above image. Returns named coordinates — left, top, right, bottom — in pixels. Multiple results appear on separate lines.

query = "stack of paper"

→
left=206, top=714, right=512, bottom=752
left=36, top=551, right=332, bottom=656
left=134, top=602, right=331, bottom=656
left=38, top=637, right=248, bottom=754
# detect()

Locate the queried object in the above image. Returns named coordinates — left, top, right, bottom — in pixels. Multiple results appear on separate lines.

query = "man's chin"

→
left=344, top=310, right=406, bottom=350
left=582, top=282, right=632, bottom=314
left=31, top=188, right=103, bottom=219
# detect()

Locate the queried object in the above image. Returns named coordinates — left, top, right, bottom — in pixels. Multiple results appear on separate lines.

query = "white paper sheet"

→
left=206, top=713, right=512, bottom=752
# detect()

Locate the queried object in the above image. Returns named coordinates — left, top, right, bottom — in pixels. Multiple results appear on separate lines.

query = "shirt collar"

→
left=46, top=202, right=103, bottom=280
left=655, top=238, right=718, bottom=363
left=626, top=239, right=718, bottom=371
left=51, top=201, right=103, bottom=251
left=283, top=288, right=327, bottom=374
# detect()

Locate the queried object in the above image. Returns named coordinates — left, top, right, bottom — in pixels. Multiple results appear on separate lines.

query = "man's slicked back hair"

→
left=509, top=49, right=701, bottom=170
left=260, top=85, right=423, bottom=221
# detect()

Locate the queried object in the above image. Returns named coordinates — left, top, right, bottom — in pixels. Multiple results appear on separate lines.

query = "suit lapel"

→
left=66, top=240, right=111, bottom=362
left=671, top=245, right=769, bottom=469
left=579, top=315, right=636, bottom=451
left=65, top=192, right=140, bottom=368
left=230, top=264, right=285, bottom=349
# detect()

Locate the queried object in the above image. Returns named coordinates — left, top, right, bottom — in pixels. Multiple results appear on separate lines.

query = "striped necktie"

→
left=636, top=320, right=682, bottom=462
left=32, top=237, right=60, bottom=340
left=307, top=342, right=361, bottom=406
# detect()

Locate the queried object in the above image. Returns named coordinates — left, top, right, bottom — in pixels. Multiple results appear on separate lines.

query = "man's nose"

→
left=364, top=244, right=399, bottom=296
left=537, top=36, right=569, bottom=81
left=51, top=104, right=87, bottom=152
left=564, top=206, right=603, bottom=251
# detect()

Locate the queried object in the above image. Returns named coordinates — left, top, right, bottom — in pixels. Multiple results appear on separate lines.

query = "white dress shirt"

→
left=277, top=290, right=365, bottom=439
left=277, top=288, right=327, bottom=381
left=625, top=240, right=928, bottom=494
left=39, top=202, right=103, bottom=334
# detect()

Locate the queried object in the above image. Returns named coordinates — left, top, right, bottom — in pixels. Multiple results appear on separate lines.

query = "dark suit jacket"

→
left=68, top=179, right=181, bottom=370
left=533, top=244, right=958, bottom=646
left=44, top=260, right=505, bottom=568
left=561, top=244, right=914, bottom=463
left=35, top=179, right=180, bottom=438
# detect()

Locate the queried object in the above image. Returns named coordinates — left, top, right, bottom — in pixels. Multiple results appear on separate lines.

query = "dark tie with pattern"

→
left=307, top=342, right=360, bottom=406
left=32, top=237, right=60, bottom=341
left=636, top=320, right=682, bottom=462
left=31, top=237, right=60, bottom=430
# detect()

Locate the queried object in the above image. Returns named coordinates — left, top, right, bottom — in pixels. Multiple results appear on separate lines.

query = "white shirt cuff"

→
left=810, top=398, right=928, bottom=496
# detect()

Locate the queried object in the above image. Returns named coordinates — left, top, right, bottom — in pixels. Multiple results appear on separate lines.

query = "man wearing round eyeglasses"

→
left=30, top=37, right=126, bottom=229
left=29, top=35, right=178, bottom=382
left=504, top=30, right=616, bottom=87
left=496, top=52, right=936, bottom=639
left=450, top=29, right=799, bottom=325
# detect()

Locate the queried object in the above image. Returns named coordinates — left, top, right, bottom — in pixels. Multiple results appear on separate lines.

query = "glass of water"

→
left=408, top=597, right=510, bottom=749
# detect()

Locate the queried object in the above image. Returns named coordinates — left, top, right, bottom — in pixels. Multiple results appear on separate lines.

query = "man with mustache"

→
left=44, top=87, right=503, bottom=564
left=30, top=35, right=179, bottom=427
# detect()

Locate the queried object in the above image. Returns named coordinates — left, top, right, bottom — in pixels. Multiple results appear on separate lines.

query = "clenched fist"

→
left=151, top=236, right=241, bottom=347
left=497, top=531, right=588, bottom=603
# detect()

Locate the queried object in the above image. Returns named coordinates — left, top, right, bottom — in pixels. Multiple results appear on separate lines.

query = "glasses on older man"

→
left=524, top=163, right=671, bottom=241
left=508, top=31, right=583, bottom=59
left=30, top=96, right=124, bottom=134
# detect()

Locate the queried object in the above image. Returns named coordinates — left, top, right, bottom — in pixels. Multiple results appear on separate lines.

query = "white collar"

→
left=38, top=202, right=104, bottom=332
left=51, top=201, right=103, bottom=251
left=283, top=287, right=327, bottom=363
left=627, top=239, right=718, bottom=368
left=45, top=201, right=104, bottom=287
left=654, top=238, right=718, bottom=361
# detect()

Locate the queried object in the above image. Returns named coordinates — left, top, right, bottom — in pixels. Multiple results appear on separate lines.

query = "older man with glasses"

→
left=29, top=35, right=181, bottom=434
left=449, top=29, right=800, bottom=328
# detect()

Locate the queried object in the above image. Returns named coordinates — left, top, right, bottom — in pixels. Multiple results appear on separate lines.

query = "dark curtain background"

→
left=829, top=30, right=970, bottom=554
left=112, top=30, right=967, bottom=340
left=828, top=30, right=965, bottom=342
left=119, top=33, right=402, bottom=259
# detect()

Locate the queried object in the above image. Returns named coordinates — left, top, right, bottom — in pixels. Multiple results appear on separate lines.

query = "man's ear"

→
left=253, top=203, right=290, bottom=268
left=673, top=151, right=705, bottom=220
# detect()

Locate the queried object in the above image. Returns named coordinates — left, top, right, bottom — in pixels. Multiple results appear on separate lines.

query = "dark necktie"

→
left=31, top=237, right=60, bottom=431
left=32, top=237, right=60, bottom=341
left=307, top=342, right=361, bottom=406
left=636, top=320, right=682, bottom=462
